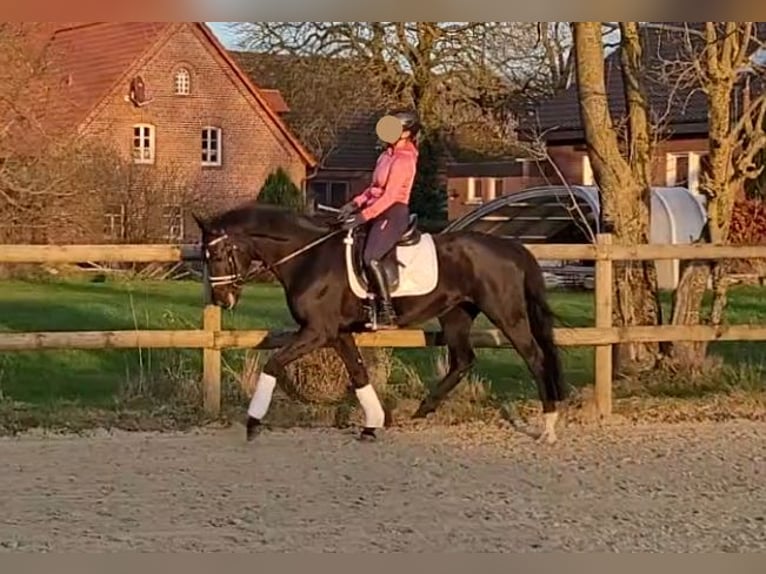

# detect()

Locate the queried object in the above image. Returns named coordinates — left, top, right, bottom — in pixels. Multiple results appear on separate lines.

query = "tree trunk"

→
left=667, top=23, right=745, bottom=366
left=573, top=22, right=661, bottom=374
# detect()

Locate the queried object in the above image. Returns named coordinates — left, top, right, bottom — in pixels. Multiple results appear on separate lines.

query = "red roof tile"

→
left=40, top=22, right=169, bottom=136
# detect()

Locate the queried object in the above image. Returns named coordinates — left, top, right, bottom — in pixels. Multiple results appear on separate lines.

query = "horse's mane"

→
left=207, top=201, right=332, bottom=236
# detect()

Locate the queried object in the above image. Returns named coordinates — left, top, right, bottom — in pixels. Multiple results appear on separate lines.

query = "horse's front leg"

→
left=246, top=327, right=327, bottom=441
left=332, top=333, right=387, bottom=441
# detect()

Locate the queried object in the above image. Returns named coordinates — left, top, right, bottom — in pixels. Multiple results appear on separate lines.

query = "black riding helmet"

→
left=390, top=109, right=421, bottom=138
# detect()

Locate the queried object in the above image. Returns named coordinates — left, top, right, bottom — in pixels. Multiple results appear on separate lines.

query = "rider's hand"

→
left=339, top=212, right=365, bottom=231
left=336, top=201, right=358, bottom=222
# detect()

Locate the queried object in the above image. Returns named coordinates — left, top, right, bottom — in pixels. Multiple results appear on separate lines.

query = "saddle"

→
left=350, top=213, right=422, bottom=292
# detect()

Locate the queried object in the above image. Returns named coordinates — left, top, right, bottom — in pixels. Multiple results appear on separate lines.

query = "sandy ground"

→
left=0, top=420, right=764, bottom=552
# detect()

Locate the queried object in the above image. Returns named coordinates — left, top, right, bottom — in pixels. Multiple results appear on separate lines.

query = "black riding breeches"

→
left=362, top=202, right=410, bottom=265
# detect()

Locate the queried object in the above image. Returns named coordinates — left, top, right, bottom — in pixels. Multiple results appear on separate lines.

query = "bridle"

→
left=204, top=234, right=246, bottom=288
left=203, top=227, right=345, bottom=288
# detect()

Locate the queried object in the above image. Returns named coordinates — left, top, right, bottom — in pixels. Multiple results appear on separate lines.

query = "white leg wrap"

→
left=539, top=411, right=558, bottom=444
left=247, top=373, right=277, bottom=420
left=544, top=412, right=558, bottom=436
left=355, top=384, right=385, bottom=429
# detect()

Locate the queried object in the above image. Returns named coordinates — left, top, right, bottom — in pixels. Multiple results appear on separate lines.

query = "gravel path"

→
left=1, top=420, right=764, bottom=552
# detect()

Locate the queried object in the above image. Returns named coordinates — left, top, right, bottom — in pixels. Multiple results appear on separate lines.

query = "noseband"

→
left=205, top=234, right=244, bottom=288
left=203, top=227, right=344, bottom=288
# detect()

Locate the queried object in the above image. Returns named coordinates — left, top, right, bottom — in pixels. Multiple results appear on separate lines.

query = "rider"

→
left=337, top=109, right=421, bottom=330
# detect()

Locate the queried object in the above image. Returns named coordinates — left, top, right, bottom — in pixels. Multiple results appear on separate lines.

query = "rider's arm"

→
left=352, top=185, right=382, bottom=209
left=359, top=153, right=417, bottom=221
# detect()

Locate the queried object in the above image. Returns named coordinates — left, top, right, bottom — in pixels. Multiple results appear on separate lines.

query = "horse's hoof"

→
left=359, top=428, right=377, bottom=442
left=246, top=417, right=262, bottom=442
left=536, top=430, right=557, bottom=445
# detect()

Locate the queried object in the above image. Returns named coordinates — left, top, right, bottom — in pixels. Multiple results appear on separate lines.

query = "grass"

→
left=0, top=275, right=765, bottom=429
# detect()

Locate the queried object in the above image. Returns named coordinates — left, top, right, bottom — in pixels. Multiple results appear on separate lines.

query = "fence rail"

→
left=1, top=235, right=765, bottom=418
left=3, top=242, right=766, bottom=264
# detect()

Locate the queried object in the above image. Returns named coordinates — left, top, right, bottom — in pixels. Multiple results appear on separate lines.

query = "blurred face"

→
left=195, top=217, right=251, bottom=310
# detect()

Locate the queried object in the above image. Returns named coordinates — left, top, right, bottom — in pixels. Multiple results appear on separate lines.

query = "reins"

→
left=271, top=227, right=344, bottom=267
left=205, top=226, right=345, bottom=287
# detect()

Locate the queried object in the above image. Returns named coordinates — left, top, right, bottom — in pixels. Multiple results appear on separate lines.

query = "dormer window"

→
left=174, top=67, right=190, bottom=96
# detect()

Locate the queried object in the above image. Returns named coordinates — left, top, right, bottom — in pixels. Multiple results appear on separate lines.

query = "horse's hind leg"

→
left=412, top=304, right=478, bottom=419
left=481, top=306, right=559, bottom=444
left=332, top=332, right=387, bottom=441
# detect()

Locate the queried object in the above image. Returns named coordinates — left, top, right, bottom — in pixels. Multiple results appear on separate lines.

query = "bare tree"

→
left=657, top=22, right=766, bottom=365
left=233, top=51, right=396, bottom=170
left=103, top=159, right=200, bottom=245
left=231, top=21, right=570, bottom=158
left=573, top=22, right=663, bottom=373
left=0, top=23, right=111, bottom=244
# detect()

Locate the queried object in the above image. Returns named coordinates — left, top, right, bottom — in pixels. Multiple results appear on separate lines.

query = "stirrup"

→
left=377, top=306, right=398, bottom=329
left=366, top=300, right=397, bottom=331
left=363, top=293, right=379, bottom=330
left=363, top=294, right=397, bottom=331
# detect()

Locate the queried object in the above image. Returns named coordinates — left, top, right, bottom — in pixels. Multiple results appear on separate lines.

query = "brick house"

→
left=446, top=23, right=716, bottom=221
left=21, top=22, right=316, bottom=243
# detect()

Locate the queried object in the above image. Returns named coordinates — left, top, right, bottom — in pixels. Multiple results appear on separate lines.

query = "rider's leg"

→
left=362, top=203, right=409, bottom=329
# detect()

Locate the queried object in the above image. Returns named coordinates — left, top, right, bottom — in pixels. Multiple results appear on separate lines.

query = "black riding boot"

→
left=367, top=259, right=397, bottom=330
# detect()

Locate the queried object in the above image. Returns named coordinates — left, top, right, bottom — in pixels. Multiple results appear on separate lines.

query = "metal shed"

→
left=444, top=185, right=707, bottom=290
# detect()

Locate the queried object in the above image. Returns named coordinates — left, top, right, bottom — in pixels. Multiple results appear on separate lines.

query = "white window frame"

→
left=485, top=178, right=503, bottom=202
left=104, top=203, right=125, bottom=240
left=516, top=158, right=533, bottom=178
left=666, top=151, right=704, bottom=194
left=201, top=126, right=222, bottom=167
left=162, top=204, right=184, bottom=242
left=174, top=68, right=190, bottom=96
left=494, top=177, right=505, bottom=197
left=132, top=124, right=155, bottom=164
left=582, top=154, right=594, bottom=185
left=467, top=177, right=482, bottom=204
left=687, top=152, right=702, bottom=194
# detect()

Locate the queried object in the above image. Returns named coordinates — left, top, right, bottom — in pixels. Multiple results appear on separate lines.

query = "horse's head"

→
left=193, top=213, right=252, bottom=310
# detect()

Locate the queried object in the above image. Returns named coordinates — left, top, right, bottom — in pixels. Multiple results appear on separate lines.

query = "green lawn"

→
left=1, top=276, right=765, bottom=407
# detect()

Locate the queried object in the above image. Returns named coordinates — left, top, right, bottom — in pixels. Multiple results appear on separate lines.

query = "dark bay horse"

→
left=193, top=202, right=568, bottom=444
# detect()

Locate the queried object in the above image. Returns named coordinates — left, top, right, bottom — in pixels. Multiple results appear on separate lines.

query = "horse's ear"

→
left=192, top=212, right=207, bottom=232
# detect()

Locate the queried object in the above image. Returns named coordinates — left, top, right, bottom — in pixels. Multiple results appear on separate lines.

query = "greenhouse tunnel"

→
left=445, top=185, right=707, bottom=290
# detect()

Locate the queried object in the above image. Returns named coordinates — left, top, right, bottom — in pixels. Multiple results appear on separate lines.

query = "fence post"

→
left=202, top=266, right=222, bottom=417
left=594, top=233, right=613, bottom=419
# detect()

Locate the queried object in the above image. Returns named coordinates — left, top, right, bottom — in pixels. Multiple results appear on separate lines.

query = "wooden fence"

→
left=2, top=233, right=766, bottom=419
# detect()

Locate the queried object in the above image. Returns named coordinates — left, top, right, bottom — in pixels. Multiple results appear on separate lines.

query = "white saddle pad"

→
left=345, top=232, right=439, bottom=299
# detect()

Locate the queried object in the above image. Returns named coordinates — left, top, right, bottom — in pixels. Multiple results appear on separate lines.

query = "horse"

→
left=193, top=202, right=568, bottom=444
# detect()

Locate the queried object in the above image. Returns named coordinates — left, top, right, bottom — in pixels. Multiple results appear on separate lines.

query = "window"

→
left=666, top=152, right=703, bottom=192
left=163, top=205, right=184, bottom=241
left=103, top=204, right=125, bottom=240
left=201, top=127, right=222, bottom=166
left=467, top=177, right=483, bottom=203
left=517, top=159, right=533, bottom=178
left=485, top=178, right=504, bottom=202
left=132, top=124, right=155, bottom=164
left=311, top=181, right=349, bottom=207
left=174, top=68, right=190, bottom=96
left=494, top=178, right=505, bottom=197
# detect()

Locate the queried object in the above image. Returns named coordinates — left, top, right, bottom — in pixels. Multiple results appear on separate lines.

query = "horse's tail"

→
left=523, top=259, right=568, bottom=402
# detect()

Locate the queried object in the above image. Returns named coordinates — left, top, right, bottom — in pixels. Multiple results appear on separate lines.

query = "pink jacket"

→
left=353, top=140, right=418, bottom=221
